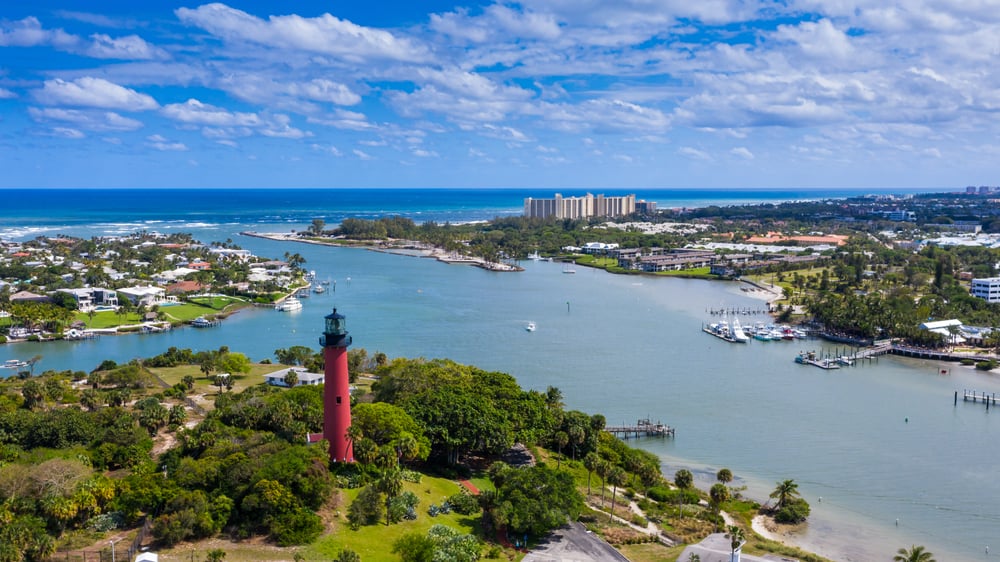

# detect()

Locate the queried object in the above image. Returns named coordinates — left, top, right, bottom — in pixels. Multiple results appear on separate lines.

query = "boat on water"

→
left=795, top=350, right=840, bottom=369
left=563, top=265, right=577, bottom=274
left=526, top=322, right=536, bottom=332
left=3, top=359, right=28, bottom=369
left=313, top=284, right=325, bottom=294
left=703, top=321, right=739, bottom=343
left=527, top=251, right=541, bottom=260
left=275, top=296, right=303, bottom=312
left=731, top=318, right=750, bottom=343
left=191, top=316, right=214, bottom=328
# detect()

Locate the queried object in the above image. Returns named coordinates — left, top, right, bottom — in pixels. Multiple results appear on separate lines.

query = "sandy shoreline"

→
left=241, top=231, right=522, bottom=272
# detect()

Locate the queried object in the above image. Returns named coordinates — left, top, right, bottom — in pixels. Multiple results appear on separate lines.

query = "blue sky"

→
left=1, top=1, right=998, bottom=189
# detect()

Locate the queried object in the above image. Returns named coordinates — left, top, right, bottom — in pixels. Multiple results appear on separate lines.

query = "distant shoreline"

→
left=240, top=231, right=523, bottom=272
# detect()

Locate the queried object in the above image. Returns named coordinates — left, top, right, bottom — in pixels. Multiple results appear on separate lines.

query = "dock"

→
left=606, top=419, right=675, bottom=439
left=957, top=390, right=999, bottom=409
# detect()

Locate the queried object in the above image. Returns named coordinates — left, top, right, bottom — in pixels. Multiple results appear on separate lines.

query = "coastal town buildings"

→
left=971, top=277, right=1000, bottom=303
left=524, top=193, right=636, bottom=219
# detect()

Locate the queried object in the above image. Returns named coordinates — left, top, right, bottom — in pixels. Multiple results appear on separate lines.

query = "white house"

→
left=117, top=285, right=172, bottom=307
left=56, top=287, right=119, bottom=311
left=264, top=367, right=325, bottom=387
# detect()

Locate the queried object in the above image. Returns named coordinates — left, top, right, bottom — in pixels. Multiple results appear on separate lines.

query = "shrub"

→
left=647, top=486, right=700, bottom=504
left=271, top=508, right=324, bottom=546
left=0, top=335, right=8, bottom=344
left=960, top=358, right=975, bottom=366
left=446, top=492, right=481, bottom=515
left=774, top=498, right=811, bottom=524
left=975, top=360, right=997, bottom=371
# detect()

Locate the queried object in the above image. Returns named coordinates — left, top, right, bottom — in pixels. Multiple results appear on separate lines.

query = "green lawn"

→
left=157, top=303, right=224, bottom=322
left=149, top=363, right=287, bottom=408
left=306, top=475, right=484, bottom=562
left=73, top=310, right=145, bottom=329
left=186, top=295, right=247, bottom=310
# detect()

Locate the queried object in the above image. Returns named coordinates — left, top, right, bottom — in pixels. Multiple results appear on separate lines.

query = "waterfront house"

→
left=117, top=285, right=173, bottom=307
left=919, top=319, right=966, bottom=345
left=10, top=290, right=51, bottom=303
left=56, top=287, right=119, bottom=311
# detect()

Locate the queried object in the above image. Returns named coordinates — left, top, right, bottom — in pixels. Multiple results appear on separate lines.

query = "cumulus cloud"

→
left=28, top=107, right=144, bottom=131
left=162, top=99, right=260, bottom=126
left=85, top=33, right=168, bottom=60
left=0, top=16, right=77, bottom=48
left=34, top=77, right=159, bottom=110
left=0, top=88, right=16, bottom=99
left=175, top=3, right=429, bottom=62
left=353, top=149, right=373, bottom=160
left=50, top=127, right=85, bottom=139
left=146, top=134, right=188, bottom=151
left=730, top=147, right=754, bottom=159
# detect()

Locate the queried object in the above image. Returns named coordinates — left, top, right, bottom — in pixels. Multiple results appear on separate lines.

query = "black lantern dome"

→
left=320, top=308, right=352, bottom=347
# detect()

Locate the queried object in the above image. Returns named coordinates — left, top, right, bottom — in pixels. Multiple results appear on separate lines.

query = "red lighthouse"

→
left=320, top=308, right=353, bottom=463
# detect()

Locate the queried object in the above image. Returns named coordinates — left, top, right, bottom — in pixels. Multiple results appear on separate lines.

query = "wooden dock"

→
left=606, top=419, right=675, bottom=439
left=957, top=389, right=999, bottom=409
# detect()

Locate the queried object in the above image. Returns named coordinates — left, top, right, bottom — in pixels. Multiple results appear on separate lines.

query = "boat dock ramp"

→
left=606, top=419, right=675, bottom=439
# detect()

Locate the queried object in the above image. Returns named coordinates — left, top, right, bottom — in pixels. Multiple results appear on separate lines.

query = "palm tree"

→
left=769, top=479, right=800, bottom=510
left=554, top=431, right=569, bottom=468
left=717, top=468, right=733, bottom=485
left=725, top=525, right=745, bottom=559
left=893, top=545, right=936, bottom=562
left=583, top=453, right=599, bottom=497
left=607, top=466, right=626, bottom=522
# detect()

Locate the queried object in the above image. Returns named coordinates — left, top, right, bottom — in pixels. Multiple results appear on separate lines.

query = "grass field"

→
left=306, top=475, right=495, bottom=562
left=149, top=362, right=287, bottom=409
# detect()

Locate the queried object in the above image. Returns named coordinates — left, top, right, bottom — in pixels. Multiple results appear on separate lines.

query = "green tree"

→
left=217, top=352, right=251, bottom=375
left=674, top=469, right=693, bottom=489
left=893, top=545, right=936, bottom=562
left=485, top=465, right=582, bottom=538
left=309, top=218, right=325, bottom=236
left=21, top=379, right=45, bottom=409
left=717, top=468, right=733, bottom=484
left=607, top=466, right=626, bottom=522
left=725, top=525, right=745, bottom=559
left=769, top=479, right=800, bottom=510
left=206, top=549, right=226, bottom=562
left=283, top=370, right=299, bottom=387
left=393, top=532, right=435, bottom=562
left=583, top=453, right=599, bottom=497
left=710, top=483, right=730, bottom=507
left=553, top=431, right=569, bottom=468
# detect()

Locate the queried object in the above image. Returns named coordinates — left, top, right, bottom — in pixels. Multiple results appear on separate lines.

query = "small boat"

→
left=313, top=285, right=325, bottom=294
left=563, top=266, right=577, bottom=274
left=275, top=296, right=303, bottom=312
left=731, top=318, right=750, bottom=343
left=527, top=251, right=542, bottom=260
left=3, top=359, right=28, bottom=369
left=191, top=316, right=214, bottom=328
left=526, top=322, right=536, bottom=332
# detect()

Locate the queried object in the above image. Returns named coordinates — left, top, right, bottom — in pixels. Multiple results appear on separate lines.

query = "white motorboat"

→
left=526, top=322, right=536, bottom=332
left=275, top=296, right=303, bottom=312
left=731, top=318, right=750, bottom=343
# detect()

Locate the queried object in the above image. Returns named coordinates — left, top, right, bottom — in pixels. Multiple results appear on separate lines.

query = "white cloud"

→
left=0, top=16, right=77, bottom=48
left=34, top=77, right=159, bottom=110
left=353, top=149, right=373, bottom=160
left=28, top=107, right=144, bottom=131
left=412, top=148, right=439, bottom=157
left=0, top=88, right=16, bottom=99
left=175, top=4, right=429, bottom=62
left=731, top=147, right=754, bottom=159
left=678, top=146, right=711, bottom=160
left=311, top=143, right=343, bottom=156
left=50, top=127, right=85, bottom=139
left=146, top=134, right=188, bottom=151
left=162, top=99, right=260, bottom=126
left=85, top=33, right=168, bottom=60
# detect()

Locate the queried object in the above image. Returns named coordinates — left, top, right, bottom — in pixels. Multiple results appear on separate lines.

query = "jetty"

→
left=606, top=419, right=675, bottom=439
left=957, top=390, right=999, bottom=409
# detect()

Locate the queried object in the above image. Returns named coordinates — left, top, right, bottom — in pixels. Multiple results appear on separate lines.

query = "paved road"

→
left=522, top=522, right=630, bottom=562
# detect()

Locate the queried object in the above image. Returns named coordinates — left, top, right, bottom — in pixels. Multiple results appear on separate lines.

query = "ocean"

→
left=1, top=186, right=990, bottom=561
left=0, top=187, right=946, bottom=242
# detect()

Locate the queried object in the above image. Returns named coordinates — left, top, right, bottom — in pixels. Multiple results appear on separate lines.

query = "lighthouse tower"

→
left=319, top=308, right=353, bottom=463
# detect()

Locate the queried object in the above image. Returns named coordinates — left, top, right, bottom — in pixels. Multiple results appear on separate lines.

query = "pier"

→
left=957, top=390, right=999, bottom=409
left=606, top=418, right=675, bottom=439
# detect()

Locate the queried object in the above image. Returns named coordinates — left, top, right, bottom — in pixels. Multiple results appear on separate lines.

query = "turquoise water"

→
left=0, top=187, right=991, bottom=561
left=3, top=235, right=997, bottom=561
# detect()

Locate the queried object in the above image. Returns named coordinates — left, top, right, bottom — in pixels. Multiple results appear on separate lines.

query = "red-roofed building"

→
left=188, top=261, right=211, bottom=270
left=166, top=280, right=208, bottom=295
